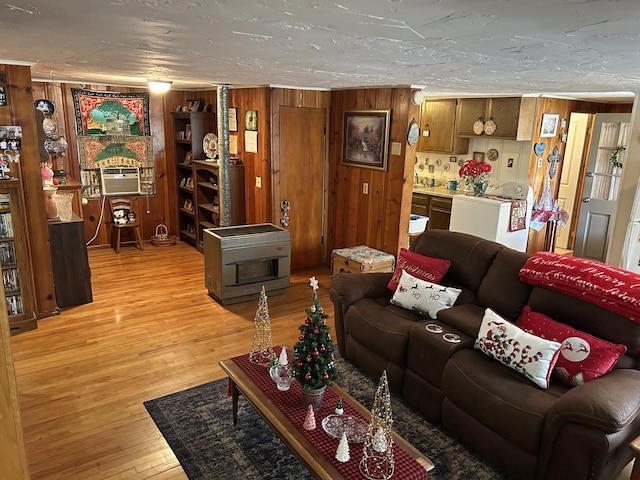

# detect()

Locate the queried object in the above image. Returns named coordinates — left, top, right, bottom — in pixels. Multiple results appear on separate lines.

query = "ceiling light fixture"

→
left=147, top=80, right=172, bottom=93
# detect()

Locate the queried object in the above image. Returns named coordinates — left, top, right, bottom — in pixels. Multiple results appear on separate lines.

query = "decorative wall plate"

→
left=435, top=159, right=442, bottom=167
left=487, top=148, right=499, bottom=161
left=407, top=119, right=419, bottom=146
left=458, top=159, right=464, bottom=166
left=473, top=119, right=485, bottom=135
left=203, top=133, right=218, bottom=159
left=443, top=162, right=451, bottom=171
left=42, top=118, right=57, bottom=137
left=34, top=99, right=55, bottom=116
left=484, top=119, right=497, bottom=136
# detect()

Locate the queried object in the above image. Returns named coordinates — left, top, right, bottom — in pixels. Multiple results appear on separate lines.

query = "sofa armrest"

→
left=546, top=369, right=640, bottom=433
left=329, top=272, right=393, bottom=310
left=329, top=272, right=393, bottom=357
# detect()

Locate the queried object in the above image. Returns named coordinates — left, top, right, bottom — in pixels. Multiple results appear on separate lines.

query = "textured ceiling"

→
left=1, top=0, right=639, bottom=101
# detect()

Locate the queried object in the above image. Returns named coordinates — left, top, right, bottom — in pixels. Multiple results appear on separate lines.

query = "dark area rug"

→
left=144, top=356, right=509, bottom=480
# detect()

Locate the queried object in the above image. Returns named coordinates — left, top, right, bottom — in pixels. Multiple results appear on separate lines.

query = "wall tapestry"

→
left=71, top=88, right=150, bottom=136
left=77, top=135, right=152, bottom=169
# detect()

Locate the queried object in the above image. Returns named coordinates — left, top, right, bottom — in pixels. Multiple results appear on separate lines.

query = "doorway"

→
left=276, top=106, right=326, bottom=270
left=573, top=113, right=630, bottom=261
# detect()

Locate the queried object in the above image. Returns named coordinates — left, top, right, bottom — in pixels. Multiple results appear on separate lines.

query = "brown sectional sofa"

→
left=329, top=230, right=640, bottom=480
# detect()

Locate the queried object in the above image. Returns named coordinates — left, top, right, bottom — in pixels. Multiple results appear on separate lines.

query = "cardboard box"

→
left=331, top=245, right=395, bottom=275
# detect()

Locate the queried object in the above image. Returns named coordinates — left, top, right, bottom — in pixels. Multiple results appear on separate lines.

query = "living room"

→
left=3, top=1, right=640, bottom=479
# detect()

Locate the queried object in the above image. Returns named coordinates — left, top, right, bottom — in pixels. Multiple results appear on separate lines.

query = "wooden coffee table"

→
left=219, top=357, right=434, bottom=480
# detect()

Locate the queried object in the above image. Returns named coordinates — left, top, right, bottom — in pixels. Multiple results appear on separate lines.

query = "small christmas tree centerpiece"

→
left=292, top=276, right=337, bottom=409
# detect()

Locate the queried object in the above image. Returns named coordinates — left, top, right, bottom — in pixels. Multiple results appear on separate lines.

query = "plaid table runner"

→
left=232, top=353, right=428, bottom=479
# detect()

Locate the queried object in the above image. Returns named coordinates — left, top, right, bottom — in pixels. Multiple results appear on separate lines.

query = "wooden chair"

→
left=108, top=198, right=144, bottom=254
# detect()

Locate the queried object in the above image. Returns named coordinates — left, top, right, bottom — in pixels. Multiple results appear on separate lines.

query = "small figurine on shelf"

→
left=335, top=398, right=344, bottom=415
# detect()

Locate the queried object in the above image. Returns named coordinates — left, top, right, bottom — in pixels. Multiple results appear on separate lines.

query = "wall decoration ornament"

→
left=77, top=135, right=153, bottom=169
left=342, top=109, right=391, bottom=171
left=71, top=88, right=150, bottom=136
left=540, top=113, right=559, bottom=138
left=534, top=142, right=546, bottom=156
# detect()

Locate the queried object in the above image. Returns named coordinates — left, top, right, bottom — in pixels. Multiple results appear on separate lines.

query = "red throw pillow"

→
left=387, top=249, right=451, bottom=292
left=519, top=306, right=627, bottom=386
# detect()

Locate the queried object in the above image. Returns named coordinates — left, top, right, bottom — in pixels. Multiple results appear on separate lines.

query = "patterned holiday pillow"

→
left=519, top=306, right=627, bottom=386
left=387, top=249, right=451, bottom=292
left=390, top=270, right=461, bottom=319
left=475, top=309, right=562, bottom=389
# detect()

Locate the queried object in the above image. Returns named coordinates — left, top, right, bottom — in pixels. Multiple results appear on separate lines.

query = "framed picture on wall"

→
left=229, top=107, right=238, bottom=132
left=540, top=113, right=560, bottom=138
left=342, top=109, right=391, bottom=171
left=245, top=110, right=258, bottom=131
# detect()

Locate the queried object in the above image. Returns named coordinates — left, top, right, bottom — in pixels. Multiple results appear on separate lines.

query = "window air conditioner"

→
left=100, top=167, right=141, bottom=196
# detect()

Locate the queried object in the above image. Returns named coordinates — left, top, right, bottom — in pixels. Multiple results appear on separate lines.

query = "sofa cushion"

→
left=344, top=298, right=418, bottom=366
left=520, top=306, right=627, bottom=386
left=411, top=230, right=502, bottom=302
left=387, top=248, right=450, bottom=292
left=443, top=348, right=559, bottom=455
left=436, top=303, right=486, bottom=337
left=391, top=270, right=461, bottom=319
left=475, top=309, right=562, bottom=388
left=476, top=248, right=531, bottom=321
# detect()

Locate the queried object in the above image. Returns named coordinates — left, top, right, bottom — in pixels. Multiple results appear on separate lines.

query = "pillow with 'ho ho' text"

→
left=390, top=269, right=460, bottom=319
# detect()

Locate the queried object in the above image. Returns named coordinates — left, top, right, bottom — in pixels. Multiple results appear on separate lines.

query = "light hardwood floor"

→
left=9, top=242, right=635, bottom=479
left=10, top=242, right=334, bottom=479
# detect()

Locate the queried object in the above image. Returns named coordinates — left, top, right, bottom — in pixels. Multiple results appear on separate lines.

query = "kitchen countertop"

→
left=412, top=185, right=468, bottom=198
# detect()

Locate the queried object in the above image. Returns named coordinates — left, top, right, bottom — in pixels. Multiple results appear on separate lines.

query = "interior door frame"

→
left=270, top=98, right=330, bottom=268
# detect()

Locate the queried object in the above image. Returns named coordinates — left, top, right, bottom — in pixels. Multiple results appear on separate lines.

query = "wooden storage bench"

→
left=331, top=245, right=395, bottom=275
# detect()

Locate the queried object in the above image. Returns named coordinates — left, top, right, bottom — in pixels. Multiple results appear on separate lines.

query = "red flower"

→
left=459, top=159, right=492, bottom=178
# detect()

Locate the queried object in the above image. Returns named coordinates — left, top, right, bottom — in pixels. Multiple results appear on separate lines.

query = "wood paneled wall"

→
left=328, top=87, right=418, bottom=257
left=526, top=97, right=632, bottom=252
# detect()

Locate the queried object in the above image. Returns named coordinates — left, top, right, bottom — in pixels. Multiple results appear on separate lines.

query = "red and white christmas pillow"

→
left=387, top=248, right=451, bottom=292
left=519, top=306, right=627, bottom=386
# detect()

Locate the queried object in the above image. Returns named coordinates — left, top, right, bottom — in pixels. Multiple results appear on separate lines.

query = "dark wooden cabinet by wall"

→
left=411, top=193, right=429, bottom=216
left=427, top=196, right=452, bottom=230
left=48, top=216, right=92, bottom=309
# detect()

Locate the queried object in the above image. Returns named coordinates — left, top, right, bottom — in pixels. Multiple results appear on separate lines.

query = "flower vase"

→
left=473, top=179, right=488, bottom=196
left=301, top=385, right=326, bottom=410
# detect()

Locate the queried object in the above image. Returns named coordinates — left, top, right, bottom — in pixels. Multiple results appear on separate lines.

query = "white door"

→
left=574, top=114, right=630, bottom=261
left=555, top=113, right=589, bottom=251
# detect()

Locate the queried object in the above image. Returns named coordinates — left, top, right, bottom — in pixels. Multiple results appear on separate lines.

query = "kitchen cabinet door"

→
left=427, top=196, right=452, bottom=230
left=456, top=97, right=521, bottom=139
left=417, top=99, right=469, bottom=154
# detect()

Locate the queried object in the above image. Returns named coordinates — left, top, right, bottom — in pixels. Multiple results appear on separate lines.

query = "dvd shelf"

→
left=0, top=181, right=35, bottom=331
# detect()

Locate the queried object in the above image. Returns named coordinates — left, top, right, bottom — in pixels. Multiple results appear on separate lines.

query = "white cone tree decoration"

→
left=335, top=431, right=350, bottom=462
left=249, top=286, right=273, bottom=365
left=360, top=370, right=394, bottom=480
left=278, top=344, right=289, bottom=366
left=303, top=404, right=316, bottom=431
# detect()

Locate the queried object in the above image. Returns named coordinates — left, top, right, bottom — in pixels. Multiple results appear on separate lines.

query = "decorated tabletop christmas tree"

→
left=292, top=277, right=337, bottom=392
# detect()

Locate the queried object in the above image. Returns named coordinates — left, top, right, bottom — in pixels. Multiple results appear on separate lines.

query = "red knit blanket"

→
left=519, top=252, right=640, bottom=322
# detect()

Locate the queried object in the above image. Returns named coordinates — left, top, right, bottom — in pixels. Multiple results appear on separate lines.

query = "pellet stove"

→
left=203, top=223, right=291, bottom=305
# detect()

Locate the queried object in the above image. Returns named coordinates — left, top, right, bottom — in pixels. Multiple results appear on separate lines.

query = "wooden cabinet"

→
left=427, top=196, right=452, bottom=230
left=417, top=99, right=469, bottom=154
left=456, top=97, right=521, bottom=139
left=411, top=193, right=429, bottom=216
left=171, top=112, right=215, bottom=248
left=48, top=215, right=92, bottom=309
left=193, top=160, right=245, bottom=252
left=0, top=180, right=35, bottom=332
